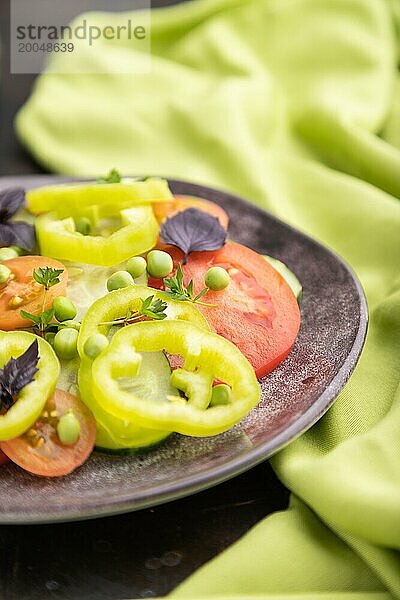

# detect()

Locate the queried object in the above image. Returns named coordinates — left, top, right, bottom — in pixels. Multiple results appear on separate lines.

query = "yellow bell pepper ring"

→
left=90, top=320, right=261, bottom=437
left=0, top=331, right=60, bottom=441
left=35, top=206, right=159, bottom=266
left=26, top=177, right=173, bottom=217
left=77, top=284, right=210, bottom=358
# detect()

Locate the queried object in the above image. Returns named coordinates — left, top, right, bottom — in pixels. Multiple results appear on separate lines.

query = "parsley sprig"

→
left=139, top=296, right=168, bottom=320
left=163, top=265, right=214, bottom=306
left=97, top=168, right=121, bottom=184
left=100, top=295, right=168, bottom=327
left=20, top=266, right=64, bottom=334
left=33, top=267, right=64, bottom=291
left=20, top=307, right=55, bottom=334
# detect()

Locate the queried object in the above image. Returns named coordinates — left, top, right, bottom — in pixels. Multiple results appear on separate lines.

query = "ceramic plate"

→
left=0, top=176, right=367, bottom=524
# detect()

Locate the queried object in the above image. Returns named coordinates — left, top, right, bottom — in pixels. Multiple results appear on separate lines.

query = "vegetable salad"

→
left=0, top=171, right=301, bottom=476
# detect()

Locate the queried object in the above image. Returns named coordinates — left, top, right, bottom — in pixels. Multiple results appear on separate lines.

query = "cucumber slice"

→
left=58, top=351, right=174, bottom=453
left=64, top=261, right=112, bottom=319
left=117, top=351, right=177, bottom=404
left=79, top=360, right=171, bottom=451
left=65, top=261, right=148, bottom=319
left=81, top=351, right=176, bottom=452
left=95, top=436, right=170, bottom=456
left=262, top=255, right=302, bottom=302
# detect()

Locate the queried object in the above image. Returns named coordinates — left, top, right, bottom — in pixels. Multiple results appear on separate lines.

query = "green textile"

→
left=15, top=0, right=400, bottom=597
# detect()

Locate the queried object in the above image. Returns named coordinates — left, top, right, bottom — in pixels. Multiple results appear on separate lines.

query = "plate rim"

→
left=0, top=175, right=368, bottom=524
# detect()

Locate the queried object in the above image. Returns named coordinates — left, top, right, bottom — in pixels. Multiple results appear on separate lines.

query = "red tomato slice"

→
left=153, top=195, right=229, bottom=230
left=0, top=390, right=96, bottom=477
left=0, top=256, right=68, bottom=331
left=0, top=449, right=9, bottom=465
left=151, top=241, right=300, bottom=378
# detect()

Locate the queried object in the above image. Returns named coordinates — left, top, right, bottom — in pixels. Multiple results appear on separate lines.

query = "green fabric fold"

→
left=14, top=0, right=400, bottom=597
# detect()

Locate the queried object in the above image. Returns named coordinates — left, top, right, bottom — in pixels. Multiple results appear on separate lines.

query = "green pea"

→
left=107, top=270, right=134, bottom=292
left=83, top=333, right=109, bottom=359
left=57, top=410, right=81, bottom=446
left=58, top=320, right=81, bottom=331
left=53, top=327, right=78, bottom=360
left=0, top=247, right=18, bottom=261
left=146, top=250, right=173, bottom=279
left=210, top=384, right=232, bottom=406
left=0, top=264, right=11, bottom=285
left=125, top=256, right=147, bottom=279
left=204, top=266, right=230, bottom=291
left=44, top=331, right=56, bottom=346
left=75, top=217, right=91, bottom=236
left=53, top=296, right=77, bottom=322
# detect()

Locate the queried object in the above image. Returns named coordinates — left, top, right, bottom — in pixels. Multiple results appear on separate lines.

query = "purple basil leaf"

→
left=0, top=221, right=36, bottom=250
left=0, top=340, right=39, bottom=411
left=159, top=208, right=226, bottom=263
left=0, top=188, right=25, bottom=222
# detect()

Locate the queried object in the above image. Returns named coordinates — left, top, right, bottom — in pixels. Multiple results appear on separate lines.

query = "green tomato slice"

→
left=90, top=320, right=260, bottom=437
left=26, top=177, right=173, bottom=217
left=35, top=206, right=158, bottom=266
left=0, top=331, right=59, bottom=441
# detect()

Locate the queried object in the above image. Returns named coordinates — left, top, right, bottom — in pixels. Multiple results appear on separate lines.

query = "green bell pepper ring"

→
left=77, top=285, right=208, bottom=447
left=90, top=320, right=260, bottom=437
left=26, top=177, right=173, bottom=217
left=35, top=206, right=159, bottom=266
left=0, top=331, right=60, bottom=441
left=78, top=359, right=171, bottom=450
left=77, top=284, right=209, bottom=357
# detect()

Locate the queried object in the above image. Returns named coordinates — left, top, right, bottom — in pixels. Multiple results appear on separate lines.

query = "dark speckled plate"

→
left=0, top=176, right=367, bottom=524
